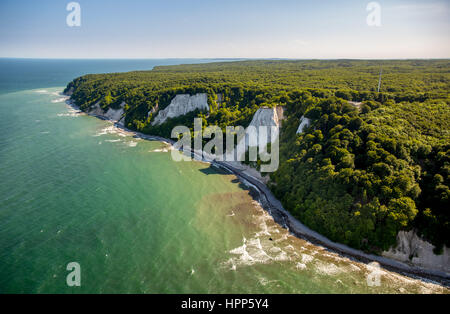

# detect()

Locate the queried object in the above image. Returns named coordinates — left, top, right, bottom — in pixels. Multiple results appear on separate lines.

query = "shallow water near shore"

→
left=0, top=87, right=448, bottom=293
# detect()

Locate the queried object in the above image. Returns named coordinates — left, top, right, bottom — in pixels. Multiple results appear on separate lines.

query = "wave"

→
left=51, top=97, right=70, bottom=103
left=150, top=146, right=173, bottom=153
left=93, top=123, right=133, bottom=138
left=296, top=262, right=307, bottom=270
left=314, top=261, right=344, bottom=276
left=92, top=123, right=141, bottom=148
left=57, top=107, right=83, bottom=117
left=223, top=201, right=297, bottom=269
left=94, top=125, right=128, bottom=137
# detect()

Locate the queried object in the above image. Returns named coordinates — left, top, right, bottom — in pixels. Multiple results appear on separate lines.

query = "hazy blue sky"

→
left=0, top=0, right=448, bottom=58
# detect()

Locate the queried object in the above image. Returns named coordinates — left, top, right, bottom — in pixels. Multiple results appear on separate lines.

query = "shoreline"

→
left=65, top=98, right=450, bottom=287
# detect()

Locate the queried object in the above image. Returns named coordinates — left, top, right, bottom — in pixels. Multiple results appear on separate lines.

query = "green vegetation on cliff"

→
left=65, top=59, right=450, bottom=254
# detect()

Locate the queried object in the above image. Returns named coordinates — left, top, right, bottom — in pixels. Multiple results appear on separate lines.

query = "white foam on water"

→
left=150, top=146, right=173, bottom=153
left=223, top=198, right=300, bottom=270
left=127, top=141, right=138, bottom=147
left=301, top=253, right=314, bottom=264
left=57, top=107, right=83, bottom=117
left=255, top=220, right=271, bottom=237
left=247, top=238, right=272, bottom=262
left=228, top=238, right=259, bottom=265
left=248, top=237, right=263, bottom=250
left=296, top=262, right=307, bottom=270
left=51, top=97, right=69, bottom=103
left=253, top=201, right=279, bottom=237
left=94, top=125, right=129, bottom=138
left=314, top=261, right=343, bottom=276
left=105, top=139, right=122, bottom=143
left=417, top=286, right=431, bottom=294
left=269, top=247, right=282, bottom=253
left=258, top=277, right=269, bottom=286
left=347, top=264, right=361, bottom=272
left=321, top=252, right=348, bottom=263
left=273, top=250, right=290, bottom=261
left=335, top=279, right=344, bottom=285
left=94, top=126, right=116, bottom=137
left=274, top=233, right=289, bottom=243
left=258, top=277, right=278, bottom=287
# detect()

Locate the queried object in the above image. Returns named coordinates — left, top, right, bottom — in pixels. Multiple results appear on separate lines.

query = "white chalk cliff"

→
left=87, top=102, right=103, bottom=116
left=226, top=107, right=283, bottom=162
left=382, top=231, right=450, bottom=274
left=147, top=104, right=159, bottom=118
left=250, top=107, right=282, bottom=131
left=296, top=116, right=311, bottom=134
left=244, top=106, right=283, bottom=148
left=151, top=93, right=209, bottom=126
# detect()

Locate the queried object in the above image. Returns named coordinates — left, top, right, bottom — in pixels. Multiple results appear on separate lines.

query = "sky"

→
left=0, top=0, right=449, bottom=59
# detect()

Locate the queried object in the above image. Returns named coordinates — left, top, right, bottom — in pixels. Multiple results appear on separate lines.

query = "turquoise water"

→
left=0, top=61, right=447, bottom=294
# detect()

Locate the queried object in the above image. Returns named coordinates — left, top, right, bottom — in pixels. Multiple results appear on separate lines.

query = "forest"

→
left=65, top=59, right=450, bottom=254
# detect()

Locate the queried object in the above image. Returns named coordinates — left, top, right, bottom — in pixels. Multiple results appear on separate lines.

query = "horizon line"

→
left=1, top=57, right=449, bottom=61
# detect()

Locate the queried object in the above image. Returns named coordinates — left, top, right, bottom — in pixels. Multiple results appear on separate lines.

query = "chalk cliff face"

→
left=275, top=106, right=284, bottom=122
left=250, top=107, right=281, bottom=130
left=227, top=107, right=283, bottom=161
left=105, top=102, right=125, bottom=122
left=88, top=101, right=125, bottom=123
left=151, top=93, right=209, bottom=126
left=147, top=104, right=159, bottom=118
left=296, top=116, right=311, bottom=134
left=222, top=106, right=283, bottom=162
left=382, top=231, right=450, bottom=274
left=245, top=107, right=283, bottom=148
left=88, top=102, right=103, bottom=116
